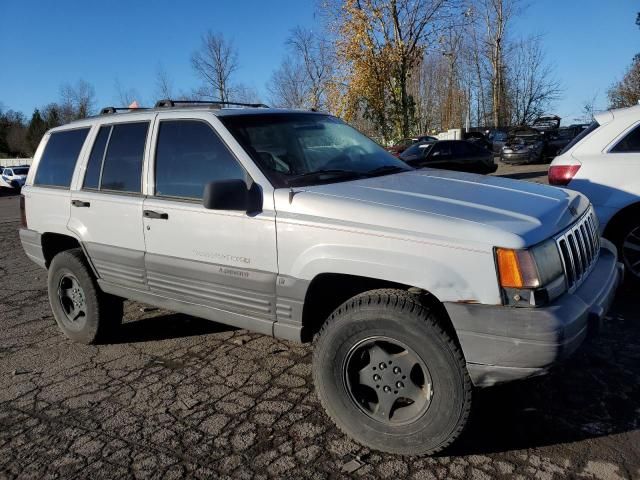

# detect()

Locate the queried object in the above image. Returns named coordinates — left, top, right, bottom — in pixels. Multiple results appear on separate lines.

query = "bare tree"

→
left=233, top=83, right=262, bottom=104
left=113, top=79, right=140, bottom=106
left=59, top=79, right=96, bottom=121
left=191, top=31, right=239, bottom=102
left=155, top=63, right=174, bottom=100
left=475, top=0, right=520, bottom=128
left=268, top=27, right=335, bottom=110
left=571, top=92, right=599, bottom=124
left=507, top=36, right=562, bottom=125
left=288, top=27, right=335, bottom=110
left=268, top=57, right=308, bottom=108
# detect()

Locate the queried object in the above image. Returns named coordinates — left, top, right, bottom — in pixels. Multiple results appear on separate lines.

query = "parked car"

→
left=487, top=129, right=508, bottom=155
left=501, top=127, right=545, bottom=164
left=20, top=100, right=622, bottom=456
left=549, top=104, right=640, bottom=282
left=543, top=125, right=588, bottom=159
left=386, top=135, right=438, bottom=156
left=400, top=140, right=497, bottom=174
left=462, top=131, right=492, bottom=151
left=0, top=166, right=29, bottom=191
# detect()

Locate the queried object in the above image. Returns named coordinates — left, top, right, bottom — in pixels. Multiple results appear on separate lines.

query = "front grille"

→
left=556, top=208, right=600, bottom=291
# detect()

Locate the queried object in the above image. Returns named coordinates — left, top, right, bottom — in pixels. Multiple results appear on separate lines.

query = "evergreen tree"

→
left=26, top=109, right=47, bottom=155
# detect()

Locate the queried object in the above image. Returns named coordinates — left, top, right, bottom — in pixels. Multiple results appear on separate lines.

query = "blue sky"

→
left=0, top=0, right=638, bottom=124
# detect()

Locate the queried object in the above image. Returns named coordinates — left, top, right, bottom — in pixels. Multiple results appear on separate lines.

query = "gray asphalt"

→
left=1, top=167, right=639, bottom=479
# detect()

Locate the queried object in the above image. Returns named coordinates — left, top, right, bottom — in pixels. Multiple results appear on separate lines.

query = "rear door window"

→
left=611, top=123, right=640, bottom=153
left=99, top=122, right=149, bottom=193
left=154, top=120, right=246, bottom=200
left=83, top=126, right=111, bottom=189
left=34, top=128, right=90, bottom=187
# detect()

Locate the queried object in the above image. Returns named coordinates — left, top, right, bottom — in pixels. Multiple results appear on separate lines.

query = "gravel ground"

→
left=0, top=165, right=639, bottom=479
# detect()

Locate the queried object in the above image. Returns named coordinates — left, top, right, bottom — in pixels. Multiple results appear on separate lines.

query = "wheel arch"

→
left=300, top=272, right=460, bottom=349
left=41, top=232, right=93, bottom=273
left=602, top=201, right=640, bottom=242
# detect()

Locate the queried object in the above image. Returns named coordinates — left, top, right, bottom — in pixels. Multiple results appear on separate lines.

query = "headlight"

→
left=495, top=239, right=565, bottom=306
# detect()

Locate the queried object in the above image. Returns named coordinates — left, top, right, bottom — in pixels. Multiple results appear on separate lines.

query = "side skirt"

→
left=98, top=279, right=303, bottom=341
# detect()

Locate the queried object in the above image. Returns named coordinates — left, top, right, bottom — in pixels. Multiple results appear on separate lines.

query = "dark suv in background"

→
left=399, top=139, right=497, bottom=173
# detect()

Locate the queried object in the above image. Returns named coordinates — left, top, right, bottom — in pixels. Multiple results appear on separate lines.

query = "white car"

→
left=0, top=166, right=29, bottom=190
left=549, top=104, right=640, bottom=281
left=19, top=100, right=622, bottom=456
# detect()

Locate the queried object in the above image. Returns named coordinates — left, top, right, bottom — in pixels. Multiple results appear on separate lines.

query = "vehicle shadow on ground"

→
left=447, top=285, right=639, bottom=456
left=109, top=313, right=237, bottom=344
left=498, top=170, right=549, bottom=181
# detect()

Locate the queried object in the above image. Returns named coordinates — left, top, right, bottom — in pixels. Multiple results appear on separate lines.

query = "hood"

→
left=282, top=169, right=588, bottom=249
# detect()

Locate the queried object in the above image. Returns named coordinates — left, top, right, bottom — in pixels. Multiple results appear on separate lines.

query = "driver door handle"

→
left=71, top=200, right=90, bottom=208
left=143, top=210, right=169, bottom=220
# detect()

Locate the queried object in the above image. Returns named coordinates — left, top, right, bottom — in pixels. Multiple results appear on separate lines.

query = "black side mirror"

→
left=203, top=179, right=262, bottom=213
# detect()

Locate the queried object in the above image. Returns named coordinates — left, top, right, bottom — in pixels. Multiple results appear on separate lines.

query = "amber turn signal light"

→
left=496, top=248, right=524, bottom=288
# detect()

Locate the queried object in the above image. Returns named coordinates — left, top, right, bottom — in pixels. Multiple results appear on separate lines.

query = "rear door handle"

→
left=71, top=200, right=90, bottom=208
left=143, top=210, right=169, bottom=220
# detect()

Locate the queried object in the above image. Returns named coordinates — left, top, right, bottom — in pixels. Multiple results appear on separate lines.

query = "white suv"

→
left=0, top=166, right=29, bottom=190
left=20, top=100, right=622, bottom=456
left=549, top=104, right=640, bottom=281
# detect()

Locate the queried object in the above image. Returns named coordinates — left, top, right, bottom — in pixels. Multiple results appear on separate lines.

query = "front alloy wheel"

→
left=344, top=337, right=433, bottom=425
left=313, top=289, right=472, bottom=456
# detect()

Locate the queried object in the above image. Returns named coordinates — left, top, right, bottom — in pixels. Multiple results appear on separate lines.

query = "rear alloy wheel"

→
left=57, top=273, right=88, bottom=329
left=313, top=289, right=472, bottom=456
left=48, top=248, right=123, bottom=344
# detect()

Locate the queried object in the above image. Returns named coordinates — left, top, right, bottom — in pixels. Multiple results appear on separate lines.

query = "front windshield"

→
left=12, top=167, right=29, bottom=175
left=220, top=113, right=411, bottom=187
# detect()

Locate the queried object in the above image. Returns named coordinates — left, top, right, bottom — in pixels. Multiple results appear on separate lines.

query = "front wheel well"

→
left=41, top=233, right=82, bottom=268
left=300, top=273, right=458, bottom=345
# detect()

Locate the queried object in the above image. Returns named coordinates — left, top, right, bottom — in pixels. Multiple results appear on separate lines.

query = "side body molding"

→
left=82, top=243, right=306, bottom=342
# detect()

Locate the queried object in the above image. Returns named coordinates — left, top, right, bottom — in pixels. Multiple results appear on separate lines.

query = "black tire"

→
left=313, top=289, right=471, bottom=456
left=47, top=248, right=123, bottom=344
left=605, top=214, right=640, bottom=285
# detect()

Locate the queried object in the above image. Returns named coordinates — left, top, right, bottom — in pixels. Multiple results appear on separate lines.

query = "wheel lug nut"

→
left=393, top=367, right=401, bottom=374
left=396, top=381, right=404, bottom=388
left=373, top=374, right=381, bottom=381
left=379, top=363, right=386, bottom=370
left=383, top=386, right=391, bottom=393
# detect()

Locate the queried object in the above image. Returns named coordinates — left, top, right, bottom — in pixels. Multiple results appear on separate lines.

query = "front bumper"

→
left=444, top=239, right=623, bottom=387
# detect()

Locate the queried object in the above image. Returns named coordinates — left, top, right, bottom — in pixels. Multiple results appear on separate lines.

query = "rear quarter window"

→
left=34, top=128, right=90, bottom=187
left=611, top=123, right=640, bottom=153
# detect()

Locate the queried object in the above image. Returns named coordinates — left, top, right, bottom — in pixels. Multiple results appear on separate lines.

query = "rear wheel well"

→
left=300, top=273, right=458, bottom=345
left=602, top=202, right=640, bottom=244
left=41, top=233, right=82, bottom=268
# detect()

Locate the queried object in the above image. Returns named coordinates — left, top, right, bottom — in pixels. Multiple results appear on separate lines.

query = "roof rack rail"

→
left=100, top=106, right=149, bottom=115
left=154, top=99, right=270, bottom=109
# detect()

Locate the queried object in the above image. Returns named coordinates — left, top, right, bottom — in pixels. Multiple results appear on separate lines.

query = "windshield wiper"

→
left=286, top=169, right=367, bottom=186
left=365, top=165, right=411, bottom=177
